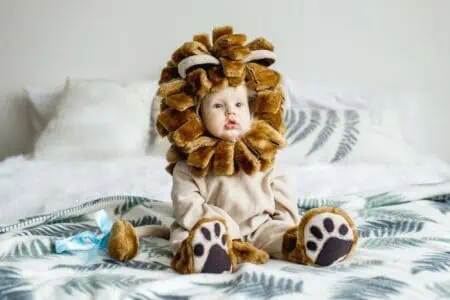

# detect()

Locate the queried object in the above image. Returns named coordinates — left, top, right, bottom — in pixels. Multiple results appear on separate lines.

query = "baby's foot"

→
left=283, top=208, right=358, bottom=266
left=172, top=218, right=236, bottom=274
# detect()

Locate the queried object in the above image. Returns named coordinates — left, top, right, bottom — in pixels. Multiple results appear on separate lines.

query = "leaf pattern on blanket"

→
left=363, top=192, right=410, bottom=209
left=297, top=198, right=348, bottom=215
left=285, top=109, right=307, bottom=141
left=194, top=271, right=303, bottom=298
left=332, top=276, right=407, bottom=300
left=423, top=237, right=450, bottom=243
left=51, top=259, right=169, bottom=272
left=129, top=216, right=162, bottom=227
left=282, top=260, right=384, bottom=274
left=426, top=280, right=450, bottom=298
left=357, top=220, right=425, bottom=238
left=0, top=267, right=33, bottom=300
left=331, top=110, right=360, bottom=163
left=45, top=214, right=92, bottom=225
left=289, top=110, right=321, bottom=145
left=298, top=198, right=348, bottom=210
left=51, top=263, right=119, bottom=272
left=1, top=197, right=127, bottom=234
left=114, top=197, right=156, bottom=217
left=306, top=110, right=340, bottom=156
left=426, top=194, right=450, bottom=214
left=17, top=214, right=53, bottom=224
left=15, top=223, right=98, bottom=238
left=139, top=238, right=173, bottom=260
left=357, top=208, right=436, bottom=223
left=411, top=251, right=450, bottom=274
left=133, top=292, right=190, bottom=300
left=59, top=274, right=155, bottom=297
left=0, top=238, right=54, bottom=259
left=360, top=237, right=426, bottom=249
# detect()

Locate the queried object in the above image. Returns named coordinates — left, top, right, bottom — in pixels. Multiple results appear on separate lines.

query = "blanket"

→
left=1, top=182, right=450, bottom=299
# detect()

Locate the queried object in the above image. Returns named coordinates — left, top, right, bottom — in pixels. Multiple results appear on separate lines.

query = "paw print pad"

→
left=303, top=213, right=354, bottom=266
left=191, top=221, right=232, bottom=273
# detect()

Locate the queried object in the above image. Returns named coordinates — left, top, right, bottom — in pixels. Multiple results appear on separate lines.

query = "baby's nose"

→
left=226, top=110, right=236, bottom=116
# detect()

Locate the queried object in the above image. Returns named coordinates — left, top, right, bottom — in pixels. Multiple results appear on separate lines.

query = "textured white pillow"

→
left=278, top=107, right=420, bottom=165
left=282, top=78, right=423, bottom=153
left=33, top=79, right=157, bottom=160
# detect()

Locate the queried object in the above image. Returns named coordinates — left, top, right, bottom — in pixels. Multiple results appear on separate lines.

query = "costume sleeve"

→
left=270, top=168, right=300, bottom=225
left=171, top=162, right=242, bottom=239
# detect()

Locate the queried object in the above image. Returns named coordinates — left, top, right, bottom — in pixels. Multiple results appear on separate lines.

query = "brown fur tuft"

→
left=245, top=63, right=281, bottom=91
left=186, top=68, right=212, bottom=99
left=166, top=92, right=195, bottom=112
left=234, top=140, right=261, bottom=175
left=158, top=79, right=186, bottom=97
left=247, top=37, right=275, bottom=51
left=157, top=109, right=194, bottom=132
left=212, top=26, right=234, bottom=44
left=187, top=146, right=216, bottom=169
left=172, top=116, right=205, bottom=148
left=193, top=33, right=212, bottom=50
left=108, top=220, right=139, bottom=261
left=253, top=90, right=282, bottom=113
left=213, top=141, right=235, bottom=176
left=232, top=240, right=269, bottom=265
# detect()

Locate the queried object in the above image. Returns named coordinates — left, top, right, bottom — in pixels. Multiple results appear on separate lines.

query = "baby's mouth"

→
left=224, top=119, right=239, bottom=130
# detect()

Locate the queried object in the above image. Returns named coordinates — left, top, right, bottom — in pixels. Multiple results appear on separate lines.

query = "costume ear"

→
left=243, top=49, right=276, bottom=67
left=178, top=54, right=220, bottom=78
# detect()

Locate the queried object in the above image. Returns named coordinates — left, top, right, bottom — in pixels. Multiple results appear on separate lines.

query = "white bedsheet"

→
left=0, top=153, right=449, bottom=225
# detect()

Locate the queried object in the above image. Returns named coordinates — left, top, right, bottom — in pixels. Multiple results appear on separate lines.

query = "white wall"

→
left=1, top=0, right=449, bottom=161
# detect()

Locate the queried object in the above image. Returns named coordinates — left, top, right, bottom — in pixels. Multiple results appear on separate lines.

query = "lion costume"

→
left=106, top=25, right=359, bottom=274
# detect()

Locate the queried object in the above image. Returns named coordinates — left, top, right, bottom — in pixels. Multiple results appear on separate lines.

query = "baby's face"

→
left=200, top=84, right=252, bottom=142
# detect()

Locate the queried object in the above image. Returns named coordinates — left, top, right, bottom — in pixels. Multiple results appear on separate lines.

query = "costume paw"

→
left=232, top=240, right=269, bottom=265
left=107, top=219, right=139, bottom=261
left=282, top=208, right=358, bottom=267
left=301, top=208, right=357, bottom=266
left=192, top=220, right=232, bottom=273
left=172, top=218, right=236, bottom=274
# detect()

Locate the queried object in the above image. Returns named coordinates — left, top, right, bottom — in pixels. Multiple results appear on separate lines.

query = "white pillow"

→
left=282, top=78, right=423, bottom=153
left=33, top=78, right=157, bottom=160
left=278, top=107, right=420, bottom=165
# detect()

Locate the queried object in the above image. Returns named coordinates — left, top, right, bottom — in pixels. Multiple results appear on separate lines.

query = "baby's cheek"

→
left=209, top=119, right=225, bottom=138
left=240, top=117, right=252, bottom=133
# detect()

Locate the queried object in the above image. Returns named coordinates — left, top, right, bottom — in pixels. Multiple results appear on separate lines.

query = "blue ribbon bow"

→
left=54, top=210, right=113, bottom=263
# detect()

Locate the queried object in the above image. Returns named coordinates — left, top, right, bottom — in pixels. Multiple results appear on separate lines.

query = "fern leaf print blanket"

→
left=1, top=181, right=450, bottom=299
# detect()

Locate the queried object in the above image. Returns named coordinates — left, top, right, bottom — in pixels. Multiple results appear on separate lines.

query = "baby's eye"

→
left=213, top=103, right=223, bottom=109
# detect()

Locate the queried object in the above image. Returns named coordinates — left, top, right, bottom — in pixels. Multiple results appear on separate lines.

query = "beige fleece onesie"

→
left=169, top=160, right=300, bottom=259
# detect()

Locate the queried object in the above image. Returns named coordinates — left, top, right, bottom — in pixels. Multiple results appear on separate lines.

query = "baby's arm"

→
left=271, top=169, right=300, bottom=225
left=171, top=162, right=241, bottom=239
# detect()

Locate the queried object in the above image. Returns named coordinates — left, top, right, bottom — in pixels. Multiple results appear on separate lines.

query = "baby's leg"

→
left=170, top=217, right=237, bottom=274
left=283, top=207, right=359, bottom=267
left=246, top=219, right=293, bottom=260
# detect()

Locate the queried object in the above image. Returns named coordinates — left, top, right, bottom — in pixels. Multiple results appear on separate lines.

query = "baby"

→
left=107, top=26, right=359, bottom=274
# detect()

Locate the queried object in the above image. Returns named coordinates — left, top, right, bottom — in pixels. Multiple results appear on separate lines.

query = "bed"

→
left=1, top=78, right=450, bottom=299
